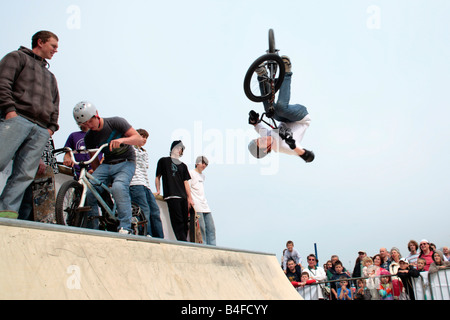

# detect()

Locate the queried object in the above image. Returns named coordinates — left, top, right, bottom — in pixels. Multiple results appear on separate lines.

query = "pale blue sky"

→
left=1, top=0, right=449, bottom=268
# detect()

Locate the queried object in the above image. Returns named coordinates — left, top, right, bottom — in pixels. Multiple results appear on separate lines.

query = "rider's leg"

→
left=86, top=164, right=111, bottom=229
left=276, top=72, right=292, bottom=109
left=274, top=72, right=308, bottom=123
left=110, top=161, right=135, bottom=232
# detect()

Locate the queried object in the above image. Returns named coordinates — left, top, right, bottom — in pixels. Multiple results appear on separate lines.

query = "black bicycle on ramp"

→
left=243, top=28, right=286, bottom=129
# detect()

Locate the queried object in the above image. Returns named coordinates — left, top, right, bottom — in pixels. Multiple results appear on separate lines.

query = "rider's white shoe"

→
left=255, top=63, right=268, bottom=77
left=118, top=227, right=130, bottom=235
left=281, top=55, right=291, bottom=73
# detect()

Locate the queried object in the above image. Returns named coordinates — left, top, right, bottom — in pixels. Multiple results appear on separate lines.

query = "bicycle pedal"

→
left=75, top=206, right=91, bottom=213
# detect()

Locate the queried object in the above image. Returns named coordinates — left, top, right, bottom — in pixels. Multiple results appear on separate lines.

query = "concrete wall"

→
left=0, top=219, right=301, bottom=300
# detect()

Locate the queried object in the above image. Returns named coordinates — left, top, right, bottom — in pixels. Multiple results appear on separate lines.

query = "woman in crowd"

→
left=418, top=239, right=434, bottom=271
left=429, top=250, right=450, bottom=274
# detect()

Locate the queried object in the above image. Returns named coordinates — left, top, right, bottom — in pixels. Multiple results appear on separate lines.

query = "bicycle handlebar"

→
left=53, top=143, right=109, bottom=166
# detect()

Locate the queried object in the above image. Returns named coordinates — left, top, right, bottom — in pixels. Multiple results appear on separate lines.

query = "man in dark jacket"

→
left=0, top=31, right=60, bottom=213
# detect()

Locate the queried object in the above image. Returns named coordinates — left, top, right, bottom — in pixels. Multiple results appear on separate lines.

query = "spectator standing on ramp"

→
left=155, top=141, right=194, bottom=241
left=129, top=128, right=164, bottom=238
left=189, top=156, right=216, bottom=245
left=0, top=31, right=60, bottom=213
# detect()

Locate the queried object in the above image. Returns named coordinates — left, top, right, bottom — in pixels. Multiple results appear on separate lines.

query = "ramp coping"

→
left=0, top=217, right=275, bottom=257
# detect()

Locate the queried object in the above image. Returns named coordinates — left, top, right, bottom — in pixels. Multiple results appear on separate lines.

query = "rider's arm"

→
left=109, top=127, right=144, bottom=151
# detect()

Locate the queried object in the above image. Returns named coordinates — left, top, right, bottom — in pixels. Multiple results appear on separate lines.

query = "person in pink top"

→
left=418, top=239, right=434, bottom=271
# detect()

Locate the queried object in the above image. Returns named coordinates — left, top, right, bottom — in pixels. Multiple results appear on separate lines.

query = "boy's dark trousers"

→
left=166, top=198, right=189, bottom=241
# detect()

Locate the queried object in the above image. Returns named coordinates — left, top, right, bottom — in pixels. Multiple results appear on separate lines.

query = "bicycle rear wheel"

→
left=243, top=53, right=285, bottom=103
left=55, top=180, right=87, bottom=227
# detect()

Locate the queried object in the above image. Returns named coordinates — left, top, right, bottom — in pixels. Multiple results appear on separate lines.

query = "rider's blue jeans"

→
left=86, top=160, right=135, bottom=232
left=0, top=116, right=50, bottom=212
left=129, top=185, right=164, bottom=237
left=261, top=72, right=308, bottom=123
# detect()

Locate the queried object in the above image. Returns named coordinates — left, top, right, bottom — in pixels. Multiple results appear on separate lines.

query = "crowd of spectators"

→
left=281, top=239, right=450, bottom=300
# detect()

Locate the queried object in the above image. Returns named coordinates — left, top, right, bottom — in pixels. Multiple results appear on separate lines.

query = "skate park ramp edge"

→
left=0, top=218, right=301, bottom=300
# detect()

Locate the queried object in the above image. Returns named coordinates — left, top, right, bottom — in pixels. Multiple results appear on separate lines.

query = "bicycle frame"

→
left=65, top=143, right=118, bottom=223
left=259, top=112, right=278, bottom=129
left=81, top=172, right=117, bottom=221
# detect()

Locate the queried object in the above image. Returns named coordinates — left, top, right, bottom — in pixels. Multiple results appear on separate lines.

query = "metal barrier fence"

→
left=294, top=268, right=450, bottom=300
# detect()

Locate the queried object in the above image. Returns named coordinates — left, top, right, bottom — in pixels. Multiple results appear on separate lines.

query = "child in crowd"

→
left=331, top=261, right=350, bottom=300
left=396, top=258, right=420, bottom=300
left=378, top=270, right=394, bottom=300
left=362, top=256, right=374, bottom=277
left=416, top=258, right=427, bottom=272
left=290, top=271, right=317, bottom=288
left=298, top=271, right=317, bottom=287
left=354, top=278, right=372, bottom=300
left=362, top=256, right=380, bottom=299
left=337, top=276, right=353, bottom=300
left=282, top=240, right=303, bottom=272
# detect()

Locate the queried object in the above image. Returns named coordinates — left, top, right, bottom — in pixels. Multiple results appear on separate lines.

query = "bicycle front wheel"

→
left=243, top=53, right=285, bottom=103
left=268, top=29, right=276, bottom=53
left=55, top=180, right=86, bottom=227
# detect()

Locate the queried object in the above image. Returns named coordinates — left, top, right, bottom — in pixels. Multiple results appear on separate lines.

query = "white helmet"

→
left=73, top=101, right=97, bottom=125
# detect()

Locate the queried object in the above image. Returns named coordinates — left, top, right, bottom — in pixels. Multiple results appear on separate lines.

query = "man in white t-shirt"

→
left=189, top=156, right=216, bottom=245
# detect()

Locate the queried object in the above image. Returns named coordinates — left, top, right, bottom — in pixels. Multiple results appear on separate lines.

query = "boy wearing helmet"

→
left=248, top=56, right=314, bottom=163
left=72, top=101, right=144, bottom=234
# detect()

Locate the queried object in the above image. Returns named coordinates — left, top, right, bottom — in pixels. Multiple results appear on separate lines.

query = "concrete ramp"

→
left=0, top=219, right=301, bottom=300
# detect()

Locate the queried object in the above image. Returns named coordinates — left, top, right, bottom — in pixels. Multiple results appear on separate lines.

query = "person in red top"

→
left=418, top=239, right=434, bottom=271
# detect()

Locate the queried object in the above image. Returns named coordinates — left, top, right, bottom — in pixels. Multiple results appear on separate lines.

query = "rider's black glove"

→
left=248, top=110, right=260, bottom=125
left=279, top=124, right=297, bottom=150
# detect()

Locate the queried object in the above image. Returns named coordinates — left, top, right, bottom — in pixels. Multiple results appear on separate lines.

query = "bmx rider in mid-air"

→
left=248, top=56, right=315, bottom=163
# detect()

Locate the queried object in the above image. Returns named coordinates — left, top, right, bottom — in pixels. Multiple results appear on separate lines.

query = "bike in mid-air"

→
left=243, top=28, right=286, bottom=129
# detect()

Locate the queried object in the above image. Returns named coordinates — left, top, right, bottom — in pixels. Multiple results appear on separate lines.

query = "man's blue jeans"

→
left=197, top=212, right=216, bottom=246
left=0, top=116, right=49, bottom=212
left=86, top=161, right=135, bottom=232
left=130, top=185, right=164, bottom=237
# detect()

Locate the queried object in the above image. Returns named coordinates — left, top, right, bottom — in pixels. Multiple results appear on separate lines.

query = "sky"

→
left=1, top=0, right=449, bottom=269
